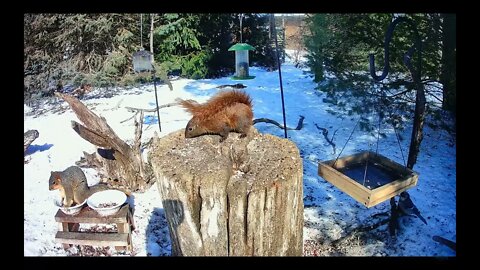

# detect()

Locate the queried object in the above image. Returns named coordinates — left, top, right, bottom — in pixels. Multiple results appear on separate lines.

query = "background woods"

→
left=24, top=13, right=276, bottom=102
left=303, top=13, right=456, bottom=134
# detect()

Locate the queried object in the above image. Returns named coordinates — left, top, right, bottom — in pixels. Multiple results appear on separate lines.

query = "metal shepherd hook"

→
left=369, top=16, right=427, bottom=235
left=369, top=16, right=425, bottom=170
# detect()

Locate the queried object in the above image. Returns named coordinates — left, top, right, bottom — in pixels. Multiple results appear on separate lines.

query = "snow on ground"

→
left=24, top=50, right=456, bottom=256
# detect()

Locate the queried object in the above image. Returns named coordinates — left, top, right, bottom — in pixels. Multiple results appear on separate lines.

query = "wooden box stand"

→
left=54, top=204, right=135, bottom=252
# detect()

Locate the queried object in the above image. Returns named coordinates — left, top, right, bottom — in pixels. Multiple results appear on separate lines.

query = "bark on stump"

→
left=24, top=129, right=39, bottom=153
left=148, top=127, right=303, bottom=256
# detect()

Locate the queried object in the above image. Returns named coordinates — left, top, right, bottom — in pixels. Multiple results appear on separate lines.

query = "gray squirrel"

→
left=48, top=166, right=110, bottom=207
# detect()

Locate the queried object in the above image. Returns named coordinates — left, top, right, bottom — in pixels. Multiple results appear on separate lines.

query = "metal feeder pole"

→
left=271, top=14, right=288, bottom=139
left=152, top=70, right=161, bottom=132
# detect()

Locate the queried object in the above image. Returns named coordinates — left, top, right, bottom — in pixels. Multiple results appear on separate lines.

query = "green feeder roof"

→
left=228, top=43, right=255, bottom=51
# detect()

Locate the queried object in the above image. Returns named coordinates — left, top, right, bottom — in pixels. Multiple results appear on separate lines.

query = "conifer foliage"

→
left=24, top=14, right=277, bottom=102
left=303, top=14, right=456, bottom=133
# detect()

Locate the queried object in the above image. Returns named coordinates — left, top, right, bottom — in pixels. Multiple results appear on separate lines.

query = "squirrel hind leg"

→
left=219, top=132, right=229, bottom=142
left=218, top=127, right=230, bottom=142
left=236, top=121, right=251, bottom=139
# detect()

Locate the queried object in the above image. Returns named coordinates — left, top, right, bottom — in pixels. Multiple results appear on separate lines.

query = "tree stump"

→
left=148, top=127, right=303, bottom=256
left=24, top=129, right=39, bottom=153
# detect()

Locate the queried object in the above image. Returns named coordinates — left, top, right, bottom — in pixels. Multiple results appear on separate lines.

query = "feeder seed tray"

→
left=318, top=151, right=418, bottom=208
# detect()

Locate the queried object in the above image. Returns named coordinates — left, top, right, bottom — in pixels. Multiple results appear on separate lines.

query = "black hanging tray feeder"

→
left=318, top=151, right=418, bottom=208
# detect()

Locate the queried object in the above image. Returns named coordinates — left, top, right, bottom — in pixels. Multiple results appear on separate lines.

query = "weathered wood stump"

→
left=24, top=129, right=39, bottom=153
left=148, top=127, right=303, bottom=256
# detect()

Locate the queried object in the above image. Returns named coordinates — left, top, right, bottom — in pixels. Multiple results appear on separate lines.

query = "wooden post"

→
left=57, top=222, right=79, bottom=249
left=148, top=128, right=304, bottom=256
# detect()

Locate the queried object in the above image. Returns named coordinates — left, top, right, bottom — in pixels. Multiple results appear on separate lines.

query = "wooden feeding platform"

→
left=54, top=203, right=135, bottom=252
left=318, top=151, right=418, bottom=208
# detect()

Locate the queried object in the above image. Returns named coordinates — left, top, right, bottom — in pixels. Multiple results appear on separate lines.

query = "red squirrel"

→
left=177, top=90, right=253, bottom=142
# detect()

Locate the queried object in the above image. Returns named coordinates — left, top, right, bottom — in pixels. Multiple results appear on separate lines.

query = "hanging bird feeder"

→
left=133, top=49, right=154, bottom=73
left=229, top=43, right=256, bottom=80
left=132, top=48, right=161, bottom=132
left=318, top=151, right=418, bottom=208
left=318, top=16, right=424, bottom=208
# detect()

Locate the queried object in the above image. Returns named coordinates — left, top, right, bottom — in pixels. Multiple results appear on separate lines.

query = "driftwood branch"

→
left=76, top=151, right=103, bottom=169
left=314, top=124, right=339, bottom=155
left=120, top=111, right=139, bottom=124
left=133, top=111, right=146, bottom=185
left=55, top=92, right=154, bottom=193
left=125, top=102, right=178, bottom=113
left=253, top=115, right=305, bottom=130
left=121, top=102, right=178, bottom=124
left=71, top=121, right=111, bottom=148
left=55, top=93, right=111, bottom=135
left=24, top=129, right=39, bottom=153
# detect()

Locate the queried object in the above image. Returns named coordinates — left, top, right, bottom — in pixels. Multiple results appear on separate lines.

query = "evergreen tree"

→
left=24, top=13, right=280, bottom=102
left=24, top=13, right=142, bottom=99
left=303, top=13, right=455, bottom=135
left=440, top=14, right=456, bottom=115
left=192, top=13, right=276, bottom=78
left=153, top=13, right=207, bottom=79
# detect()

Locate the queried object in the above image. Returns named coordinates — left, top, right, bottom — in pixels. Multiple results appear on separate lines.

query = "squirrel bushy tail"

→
left=75, top=183, right=110, bottom=203
left=177, top=90, right=252, bottom=118
left=87, top=183, right=110, bottom=194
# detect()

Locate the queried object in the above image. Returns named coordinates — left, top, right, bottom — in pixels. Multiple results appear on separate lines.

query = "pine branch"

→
left=125, top=102, right=178, bottom=113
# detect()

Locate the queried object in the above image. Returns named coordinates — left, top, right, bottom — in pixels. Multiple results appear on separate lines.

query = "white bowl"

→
left=87, top=190, right=127, bottom=216
left=54, top=199, right=86, bottom=215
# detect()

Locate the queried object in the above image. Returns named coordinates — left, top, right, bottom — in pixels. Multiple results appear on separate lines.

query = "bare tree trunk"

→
left=440, top=13, right=456, bottom=114
left=150, top=13, right=155, bottom=63
left=55, top=92, right=154, bottom=193
left=148, top=128, right=304, bottom=256
left=407, top=83, right=426, bottom=169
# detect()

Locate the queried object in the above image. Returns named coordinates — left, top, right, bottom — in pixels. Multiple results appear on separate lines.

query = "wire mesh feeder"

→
left=318, top=151, right=418, bottom=208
